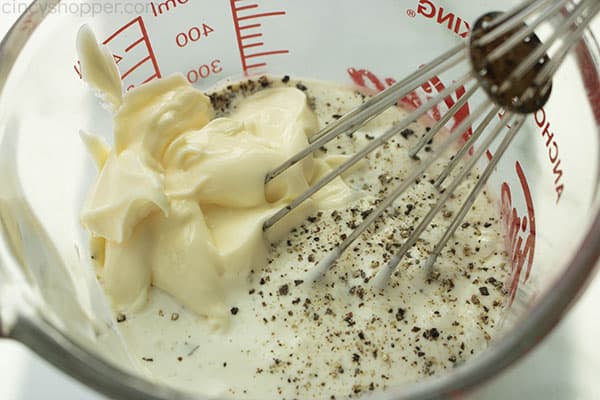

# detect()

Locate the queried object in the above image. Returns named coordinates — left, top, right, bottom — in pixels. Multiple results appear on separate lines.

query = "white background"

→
left=0, top=4, right=599, bottom=400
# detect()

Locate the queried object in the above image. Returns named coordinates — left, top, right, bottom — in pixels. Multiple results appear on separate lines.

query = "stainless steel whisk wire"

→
left=262, top=0, right=600, bottom=286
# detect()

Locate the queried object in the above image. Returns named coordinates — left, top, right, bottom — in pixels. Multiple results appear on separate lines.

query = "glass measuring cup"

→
left=0, top=0, right=599, bottom=398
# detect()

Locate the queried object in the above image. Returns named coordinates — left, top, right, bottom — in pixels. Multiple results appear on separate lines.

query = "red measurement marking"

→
left=238, top=11, right=286, bottom=21
left=142, top=74, right=159, bottom=84
left=231, top=0, right=248, bottom=71
left=125, top=37, right=145, bottom=53
left=241, top=33, right=263, bottom=40
left=242, top=42, right=264, bottom=49
left=74, top=16, right=161, bottom=91
left=104, top=17, right=137, bottom=42
left=122, top=56, right=152, bottom=80
left=230, top=0, right=289, bottom=74
left=74, top=61, right=82, bottom=79
left=502, top=162, right=536, bottom=305
left=245, top=50, right=289, bottom=58
left=236, top=4, right=259, bottom=12
left=239, top=23, right=261, bottom=30
left=246, top=62, right=267, bottom=70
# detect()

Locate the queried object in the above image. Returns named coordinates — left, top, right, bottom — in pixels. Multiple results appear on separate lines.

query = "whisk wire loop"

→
left=264, top=44, right=468, bottom=184
left=422, top=115, right=527, bottom=273
left=266, top=0, right=600, bottom=287
left=308, top=99, right=494, bottom=282
left=373, top=110, right=518, bottom=288
left=262, top=72, right=475, bottom=231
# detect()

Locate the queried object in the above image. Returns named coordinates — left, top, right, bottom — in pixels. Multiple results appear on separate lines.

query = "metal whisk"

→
left=262, top=0, right=600, bottom=287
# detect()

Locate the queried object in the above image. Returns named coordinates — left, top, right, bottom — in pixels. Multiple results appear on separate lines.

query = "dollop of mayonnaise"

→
left=77, top=25, right=353, bottom=325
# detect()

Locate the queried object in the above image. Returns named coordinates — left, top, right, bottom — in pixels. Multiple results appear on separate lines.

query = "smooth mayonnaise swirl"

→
left=77, top=25, right=353, bottom=325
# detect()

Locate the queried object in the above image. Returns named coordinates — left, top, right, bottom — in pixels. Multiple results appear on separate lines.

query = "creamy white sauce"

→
left=77, top=26, right=510, bottom=400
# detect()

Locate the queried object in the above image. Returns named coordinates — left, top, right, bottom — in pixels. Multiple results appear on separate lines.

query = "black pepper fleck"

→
left=278, top=284, right=289, bottom=296
left=423, top=328, right=440, bottom=340
left=400, top=128, right=415, bottom=139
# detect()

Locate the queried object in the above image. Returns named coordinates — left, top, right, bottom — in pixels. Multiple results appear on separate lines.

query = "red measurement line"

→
left=74, top=61, right=82, bottom=79
left=245, top=50, right=289, bottom=58
left=103, top=16, right=140, bottom=44
left=74, top=16, right=161, bottom=86
left=238, top=11, right=286, bottom=21
left=242, top=42, right=264, bottom=49
left=125, top=37, right=145, bottom=53
left=241, top=33, right=263, bottom=40
left=142, top=74, right=159, bottom=84
left=121, top=56, right=151, bottom=80
left=239, top=23, right=261, bottom=30
left=235, top=4, right=258, bottom=11
left=138, top=17, right=161, bottom=79
left=230, top=0, right=288, bottom=75
left=246, top=63, right=267, bottom=70
left=230, top=0, right=248, bottom=71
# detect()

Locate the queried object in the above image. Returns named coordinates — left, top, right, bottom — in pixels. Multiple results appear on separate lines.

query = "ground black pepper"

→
left=156, top=77, right=514, bottom=399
